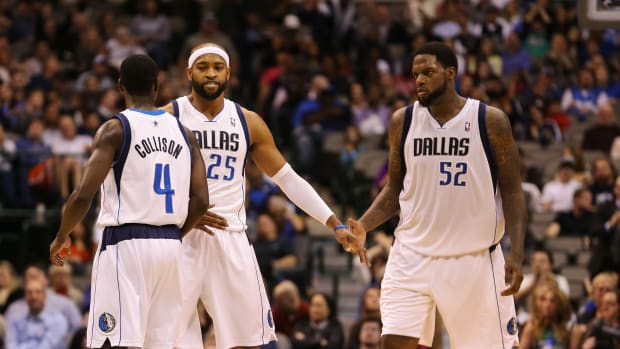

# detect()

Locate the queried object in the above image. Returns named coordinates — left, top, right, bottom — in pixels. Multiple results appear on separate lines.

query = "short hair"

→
left=119, top=54, right=159, bottom=96
left=532, top=247, right=553, bottom=265
left=414, top=42, right=458, bottom=72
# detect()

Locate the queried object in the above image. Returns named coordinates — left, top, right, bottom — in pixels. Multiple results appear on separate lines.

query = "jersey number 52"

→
left=439, top=161, right=467, bottom=187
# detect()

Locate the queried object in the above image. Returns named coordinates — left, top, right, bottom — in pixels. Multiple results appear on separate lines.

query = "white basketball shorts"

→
left=175, top=228, right=277, bottom=349
left=87, top=224, right=183, bottom=349
left=381, top=239, right=519, bottom=349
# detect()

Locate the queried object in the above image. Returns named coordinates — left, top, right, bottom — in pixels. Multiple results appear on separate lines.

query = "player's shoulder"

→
left=388, top=103, right=414, bottom=131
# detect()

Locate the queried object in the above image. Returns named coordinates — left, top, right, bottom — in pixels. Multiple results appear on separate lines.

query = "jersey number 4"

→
left=154, top=163, right=175, bottom=213
left=439, top=161, right=467, bottom=186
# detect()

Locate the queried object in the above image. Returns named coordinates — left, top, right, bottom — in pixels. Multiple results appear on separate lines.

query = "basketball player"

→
left=49, top=54, right=210, bottom=349
left=348, top=42, right=526, bottom=349
left=163, top=43, right=367, bottom=349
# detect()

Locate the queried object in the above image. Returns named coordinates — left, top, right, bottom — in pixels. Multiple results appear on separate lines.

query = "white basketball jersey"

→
left=396, top=99, right=504, bottom=256
left=172, top=97, right=249, bottom=232
left=97, top=109, right=191, bottom=227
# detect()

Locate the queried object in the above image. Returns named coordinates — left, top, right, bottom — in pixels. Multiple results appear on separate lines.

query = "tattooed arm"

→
left=353, top=107, right=406, bottom=232
left=486, top=106, right=526, bottom=296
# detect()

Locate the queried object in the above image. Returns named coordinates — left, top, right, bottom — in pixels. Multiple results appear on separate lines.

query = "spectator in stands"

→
left=582, top=290, right=620, bottom=349
left=74, top=54, right=115, bottom=93
left=545, top=188, right=595, bottom=239
left=272, top=280, right=309, bottom=338
left=48, top=114, right=92, bottom=200
left=519, top=284, right=572, bottom=349
left=561, top=68, right=609, bottom=122
left=523, top=102, right=562, bottom=146
left=340, top=125, right=363, bottom=169
left=252, top=213, right=298, bottom=292
left=351, top=84, right=390, bottom=137
left=590, top=176, right=620, bottom=276
left=105, top=25, right=147, bottom=70
left=48, top=264, right=82, bottom=308
left=267, top=193, right=305, bottom=237
left=131, top=0, right=171, bottom=69
left=516, top=248, right=570, bottom=326
left=571, top=272, right=619, bottom=348
left=0, top=123, right=16, bottom=206
left=347, top=315, right=382, bottom=349
left=5, top=278, right=68, bottom=349
left=358, top=286, right=380, bottom=320
left=594, top=64, right=620, bottom=104
left=588, top=158, right=617, bottom=206
left=541, top=159, right=582, bottom=213
left=291, top=292, right=344, bottom=349
left=15, top=119, right=53, bottom=207
left=502, top=32, right=533, bottom=76
left=246, top=160, right=280, bottom=220
left=4, top=263, right=82, bottom=335
left=582, top=104, right=620, bottom=155
left=0, top=261, right=18, bottom=313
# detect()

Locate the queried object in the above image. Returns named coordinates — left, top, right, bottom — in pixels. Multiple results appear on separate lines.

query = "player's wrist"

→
left=333, top=224, right=349, bottom=232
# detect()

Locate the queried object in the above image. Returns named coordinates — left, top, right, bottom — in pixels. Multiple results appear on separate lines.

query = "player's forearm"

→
left=503, top=190, right=526, bottom=263
left=359, top=184, right=400, bottom=232
left=56, top=189, right=94, bottom=239
left=181, top=193, right=209, bottom=235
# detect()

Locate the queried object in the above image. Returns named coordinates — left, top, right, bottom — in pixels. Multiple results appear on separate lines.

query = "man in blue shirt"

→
left=4, top=263, right=82, bottom=335
left=5, top=278, right=68, bottom=349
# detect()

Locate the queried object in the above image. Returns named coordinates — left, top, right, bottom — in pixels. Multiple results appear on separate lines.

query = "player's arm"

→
left=180, top=126, right=210, bottom=236
left=246, top=109, right=367, bottom=263
left=50, top=119, right=123, bottom=265
left=353, top=107, right=405, bottom=232
left=486, top=106, right=526, bottom=296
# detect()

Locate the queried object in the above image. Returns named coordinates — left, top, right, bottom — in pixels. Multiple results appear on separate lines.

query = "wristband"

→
left=333, top=224, right=349, bottom=232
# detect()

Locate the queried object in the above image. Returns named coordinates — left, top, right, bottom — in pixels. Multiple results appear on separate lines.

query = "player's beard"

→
left=192, top=78, right=228, bottom=101
left=418, top=77, right=447, bottom=107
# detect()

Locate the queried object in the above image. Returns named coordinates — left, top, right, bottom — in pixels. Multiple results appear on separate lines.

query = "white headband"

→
left=188, top=46, right=230, bottom=68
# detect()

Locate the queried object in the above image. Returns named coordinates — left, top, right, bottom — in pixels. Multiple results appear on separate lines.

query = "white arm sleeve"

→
left=270, top=163, right=334, bottom=225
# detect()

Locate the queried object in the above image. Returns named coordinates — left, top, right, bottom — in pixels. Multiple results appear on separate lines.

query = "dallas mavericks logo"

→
left=99, top=312, right=116, bottom=333
left=267, top=309, right=273, bottom=328
left=506, top=317, right=518, bottom=335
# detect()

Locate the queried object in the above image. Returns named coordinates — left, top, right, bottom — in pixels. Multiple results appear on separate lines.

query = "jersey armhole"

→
left=175, top=118, right=192, bottom=163
left=235, top=103, right=251, bottom=174
left=477, top=102, right=498, bottom=192
left=112, top=112, right=131, bottom=195
left=171, top=99, right=180, bottom=118
left=399, top=104, right=414, bottom=175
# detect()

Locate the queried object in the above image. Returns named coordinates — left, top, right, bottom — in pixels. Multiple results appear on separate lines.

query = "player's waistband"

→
left=100, top=223, right=181, bottom=252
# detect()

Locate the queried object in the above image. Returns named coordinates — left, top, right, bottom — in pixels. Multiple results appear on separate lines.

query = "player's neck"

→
left=189, top=92, right=225, bottom=120
left=125, top=96, right=157, bottom=111
left=428, top=91, right=466, bottom=125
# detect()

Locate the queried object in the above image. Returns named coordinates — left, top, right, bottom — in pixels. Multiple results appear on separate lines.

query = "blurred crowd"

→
left=0, top=0, right=620, bottom=348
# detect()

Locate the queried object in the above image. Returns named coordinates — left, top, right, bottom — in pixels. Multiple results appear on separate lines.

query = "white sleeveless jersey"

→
left=396, top=99, right=504, bottom=256
left=172, top=97, right=249, bottom=232
left=97, top=108, right=191, bottom=228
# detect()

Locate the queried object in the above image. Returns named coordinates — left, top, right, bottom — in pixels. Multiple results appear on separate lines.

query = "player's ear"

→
left=186, top=66, right=193, bottom=81
left=118, top=79, right=126, bottom=94
left=446, top=67, right=457, bottom=81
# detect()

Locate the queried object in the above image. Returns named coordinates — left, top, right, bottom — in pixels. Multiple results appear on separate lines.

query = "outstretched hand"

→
left=195, top=204, right=228, bottom=235
left=50, top=236, right=71, bottom=266
left=501, top=254, right=524, bottom=296
left=333, top=218, right=368, bottom=266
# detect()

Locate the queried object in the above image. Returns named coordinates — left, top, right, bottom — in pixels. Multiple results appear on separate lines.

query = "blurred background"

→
left=0, top=0, right=619, bottom=348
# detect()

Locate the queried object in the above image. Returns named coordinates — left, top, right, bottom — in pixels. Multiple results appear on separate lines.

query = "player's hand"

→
left=338, top=218, right=369, bottom=267
left=195, top=204, right=228, bottom=235
left=50, top=236, right=71, bottom=266
left=501, top=255, right=523, bottom=296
